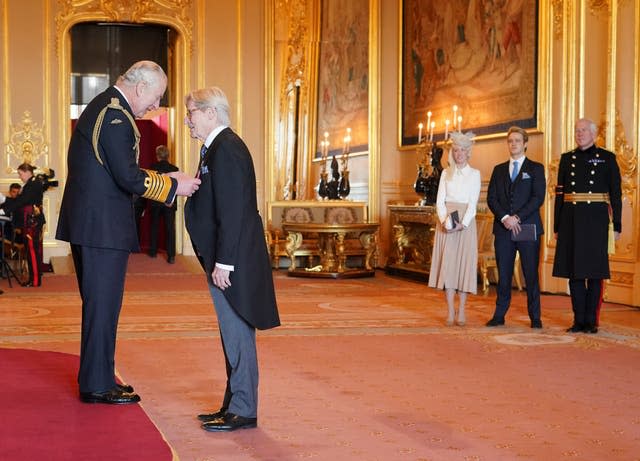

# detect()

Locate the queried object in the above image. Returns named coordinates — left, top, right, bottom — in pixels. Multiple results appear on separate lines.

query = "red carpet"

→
left=0, top=348, right=174, bottom=461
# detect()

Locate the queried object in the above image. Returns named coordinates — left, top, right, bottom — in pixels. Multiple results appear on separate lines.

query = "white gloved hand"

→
left=0, top=192, right=5, bottom=205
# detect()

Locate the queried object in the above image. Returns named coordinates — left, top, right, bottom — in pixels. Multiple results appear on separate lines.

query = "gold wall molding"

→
left=4, top=111, right=49, bottom=172
left=589, top=0, right=610, bottom=15
left=596, top=113, right=637, bottom=204
left=55, top=0, right=193, bottom=56
left=610, top=271, right=634, bottom=285
left=552, top=0, right=564, bottom=38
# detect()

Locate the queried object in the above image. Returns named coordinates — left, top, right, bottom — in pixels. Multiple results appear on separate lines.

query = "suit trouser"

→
left=569, top=278, right=603, bottom=328
left=493, top=234, right=541, bottom=321
left=208, top=283, right=258, bottom=418
left=71, top=244, right=128, bottom=393
left=149, top=206, right=176, bottom=258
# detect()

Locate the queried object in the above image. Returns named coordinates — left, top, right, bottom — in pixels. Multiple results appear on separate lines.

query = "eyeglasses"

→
left=186, top=108, right=203, bottom=120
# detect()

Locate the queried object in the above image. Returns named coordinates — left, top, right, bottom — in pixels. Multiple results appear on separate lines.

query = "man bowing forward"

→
left=183, top=86, right=280, bottom=432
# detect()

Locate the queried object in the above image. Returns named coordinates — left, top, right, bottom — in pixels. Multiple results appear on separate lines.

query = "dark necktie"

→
left=196, top=144, right=207, bottom=178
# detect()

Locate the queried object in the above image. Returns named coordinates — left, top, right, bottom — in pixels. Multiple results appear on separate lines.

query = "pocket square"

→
left=110, top=118, right=123, bottom=124
left=521, top=172, right=531, bottom=179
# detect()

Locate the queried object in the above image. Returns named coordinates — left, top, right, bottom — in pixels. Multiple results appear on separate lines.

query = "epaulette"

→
left=91, top=97, right=141, bottom=165
left=140, top=169, right=173, bottom=203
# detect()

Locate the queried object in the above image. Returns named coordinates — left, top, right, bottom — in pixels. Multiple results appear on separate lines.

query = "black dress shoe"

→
left=117, top=383, right=134, bottom=393
left=80, top=388, right=141, bottom=404
left=167, top=256, right=175, bottom=264
left=486, top=318, right=505, bottom=327
left=202, top=412, right=257, bottom=432
left=531, top=320, right=543, bottom=329
left=566, top=325, right=583, bottom=333
left=584, top=325, right=598, bottom=334
left=197, top=408, right=227, bottom=422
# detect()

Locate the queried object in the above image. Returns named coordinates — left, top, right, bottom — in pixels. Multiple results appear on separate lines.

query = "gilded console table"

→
left=282, top=222, right=379, bottom=278
left=385, top=205, right=437, bottom=282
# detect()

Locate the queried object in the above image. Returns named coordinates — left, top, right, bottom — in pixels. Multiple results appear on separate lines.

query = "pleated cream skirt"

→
left=428, top=202, right=478, bottom=294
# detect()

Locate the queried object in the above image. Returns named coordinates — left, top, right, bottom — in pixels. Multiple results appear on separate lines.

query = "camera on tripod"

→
left=35, top=167, right=59, bottom=191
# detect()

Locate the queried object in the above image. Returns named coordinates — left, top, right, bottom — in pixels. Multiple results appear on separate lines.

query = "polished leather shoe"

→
left=117, top=383, right=134, bottom=393
left=531, top=320, right=543, bottom=329
left=566, top=324, right=583, bottom=333
left=486, top=318, right=505, bottom=327
left=80, top=388, right=141, bottom=404
left=584, top=325, right=598, bottom=334
left=167, top=256, right=175, bottom=264
left=197, top=408, right=227, bottom=422
left=202, top=412, right=257, bottom=432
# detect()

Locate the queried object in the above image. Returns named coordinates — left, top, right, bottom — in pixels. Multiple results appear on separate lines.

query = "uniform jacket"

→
left=552, top=145, right=622, bottom=279
left=184, top=127, right=280, bottom=330
left=149, top=160, right=179, bottom=211
left=2, top=176, right=45, bottom=229
left=56, top=86, right=176, bottom=251
left=487, top=157, right=545, bottom=238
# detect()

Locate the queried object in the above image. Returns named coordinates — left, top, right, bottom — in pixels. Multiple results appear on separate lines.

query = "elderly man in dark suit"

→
left=184, top=86, right=280, bottom=432
left=57, top=61, right=200, bottom=404
left=486, top=126, right=546, bottom=328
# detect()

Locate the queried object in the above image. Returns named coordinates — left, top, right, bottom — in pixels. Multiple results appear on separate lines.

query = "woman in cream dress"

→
left=428, top=131, right=481, bottom=325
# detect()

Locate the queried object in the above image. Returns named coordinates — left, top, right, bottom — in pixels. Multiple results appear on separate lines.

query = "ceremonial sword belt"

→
left=563, top=192, right=610, bottom=203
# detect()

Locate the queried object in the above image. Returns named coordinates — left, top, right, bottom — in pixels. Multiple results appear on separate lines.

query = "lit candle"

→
left=445, top=119, right=450, bottom=140
left=457, top=115, right=462, bottom=132
left=453, top=105, right=458, bottom=129
left=430, top=121, right=435, bottom=141
left=418, top=123, right=423, bottom=144
left=427, top=111, right=432, bottom=131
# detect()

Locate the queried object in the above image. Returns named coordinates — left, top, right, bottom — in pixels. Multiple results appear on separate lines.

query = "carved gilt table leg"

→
left=360, top=231, right=378, bottom=271
left=285, top=231, right=303, bottom=272
left=335, top=232, right=347, bottom=273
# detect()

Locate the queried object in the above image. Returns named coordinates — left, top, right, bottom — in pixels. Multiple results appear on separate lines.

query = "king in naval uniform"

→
left=552, top=118, right=622, bottom=334
left=56, top=61, right=200, bottom=404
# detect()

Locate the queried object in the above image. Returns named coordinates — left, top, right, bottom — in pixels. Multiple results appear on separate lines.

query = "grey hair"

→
left=118, top=61, right=167, bottom=87
left=185, top=86, right=231, bottom=126
left=577, top=118, right=597, bottom=135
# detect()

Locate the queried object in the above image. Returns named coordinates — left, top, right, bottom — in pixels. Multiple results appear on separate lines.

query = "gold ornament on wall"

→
left=552, top=0, right=564, bottom=39
left=597, top=112, right=637, bottom=203
left=588, top=0, right=610, bottom=15
left=4, top=111, right=49, bottom=173
left=55, top=0, right=193, bottom=55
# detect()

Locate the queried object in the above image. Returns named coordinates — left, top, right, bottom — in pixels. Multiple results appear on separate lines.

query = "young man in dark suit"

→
left=486, top=126, right=546, bottom=328
left=183, top=86, right=280, bottom=432
left=56, top=61, right=200, bottom=404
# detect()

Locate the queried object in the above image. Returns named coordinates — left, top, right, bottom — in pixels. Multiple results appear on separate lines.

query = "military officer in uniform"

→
left=57, top=61, right=200, bottom=404
left=552, top=118, right=622, bottom=334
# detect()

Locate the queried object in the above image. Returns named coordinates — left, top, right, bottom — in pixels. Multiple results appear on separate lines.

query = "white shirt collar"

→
left=510, top=155, right=526, bottom=166
left=113, top=86, right=131, bottom=109
left=204, top=125, right=228, bottom=149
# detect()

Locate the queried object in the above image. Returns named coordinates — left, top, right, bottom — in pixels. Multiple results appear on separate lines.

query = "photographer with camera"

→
left=0, top=163, right=46, bottom=287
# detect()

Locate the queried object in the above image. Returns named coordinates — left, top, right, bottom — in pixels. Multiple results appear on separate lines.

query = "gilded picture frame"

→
left=400, top=0, right=538, bottom=146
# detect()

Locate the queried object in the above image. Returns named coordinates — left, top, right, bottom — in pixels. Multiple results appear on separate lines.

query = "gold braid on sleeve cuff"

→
left=141, top=169, right=173, bottom=203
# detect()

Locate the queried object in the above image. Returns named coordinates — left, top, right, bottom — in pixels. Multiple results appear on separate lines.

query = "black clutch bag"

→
left=511, top=223, right=537, bottom=241
left=450, top=210, right=460, bottom=226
